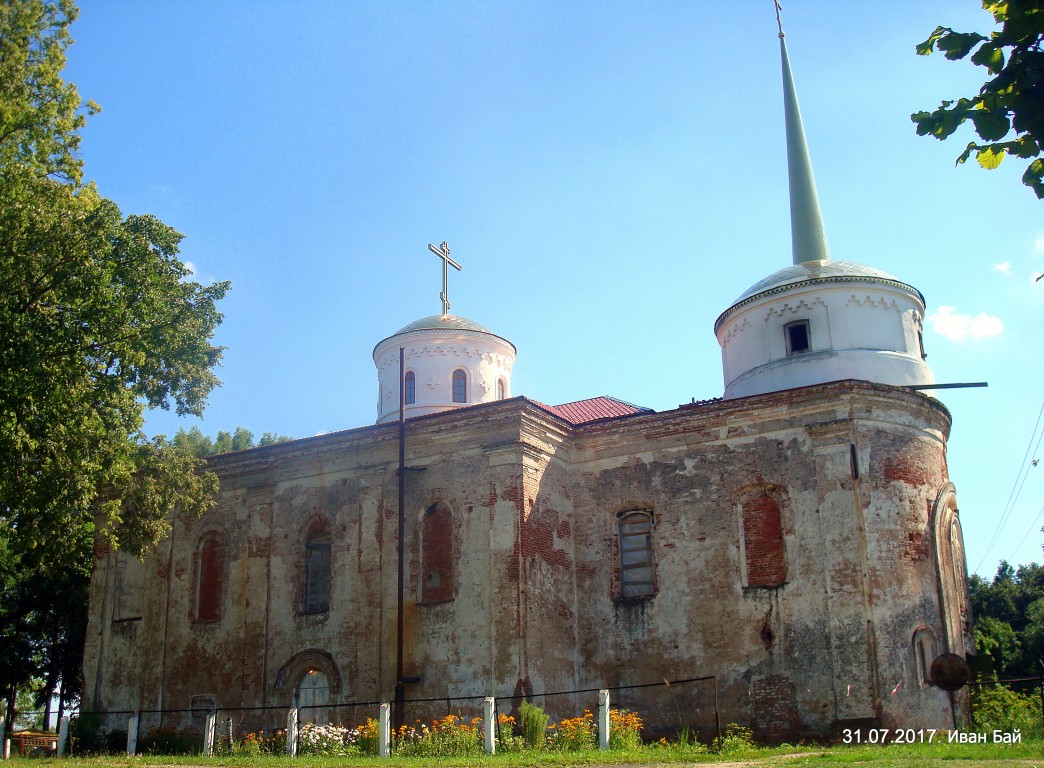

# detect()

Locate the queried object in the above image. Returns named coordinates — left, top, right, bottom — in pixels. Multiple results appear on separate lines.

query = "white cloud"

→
left=182, top=260, right=198, bottom=276
left=927, top=306, right=1004, bottom=342
left=993, top=261, right=1013, bottom=276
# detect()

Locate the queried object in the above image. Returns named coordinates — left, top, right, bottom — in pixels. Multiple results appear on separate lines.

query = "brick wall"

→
left=421, top=502, right=454, bottom=603
left=742, top=492, right=786, bottom=587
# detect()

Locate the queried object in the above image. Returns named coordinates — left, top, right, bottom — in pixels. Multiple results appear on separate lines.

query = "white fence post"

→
left=286, top=708, right=299, bottom=757
left=127, top=713, right=139, bottom=756
left=203, top=711, right=216, bottom=756
left=483, top=697, right=496, bottom=754
left=57, top=717, right=70, bottom=757
left=597, top=689, right=610, bottom=750
left=378, top=703, right=391, bottom=757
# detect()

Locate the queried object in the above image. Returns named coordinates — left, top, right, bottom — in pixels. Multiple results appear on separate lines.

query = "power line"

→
left=975, top=400, right=1044, bottom=572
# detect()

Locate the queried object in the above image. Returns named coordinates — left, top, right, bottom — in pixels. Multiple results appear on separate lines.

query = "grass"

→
left=9, top=739, right=1043, bottom=768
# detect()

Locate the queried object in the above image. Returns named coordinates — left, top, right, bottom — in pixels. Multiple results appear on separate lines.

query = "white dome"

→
left=372, top=314, right=516, bottom=424
left=715, top=260, right=934, bottom=400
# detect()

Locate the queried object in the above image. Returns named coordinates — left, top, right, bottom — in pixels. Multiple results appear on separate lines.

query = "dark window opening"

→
left=785, top=320, right=810, bottom=356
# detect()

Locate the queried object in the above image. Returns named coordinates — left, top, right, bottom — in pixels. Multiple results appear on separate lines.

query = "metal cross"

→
left=428, top=241, right=461, bottom=316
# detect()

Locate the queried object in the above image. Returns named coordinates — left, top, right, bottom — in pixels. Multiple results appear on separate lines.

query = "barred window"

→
left=618, top=510, right=655, bottom=599
left=496, top=378, right=506, bottom=400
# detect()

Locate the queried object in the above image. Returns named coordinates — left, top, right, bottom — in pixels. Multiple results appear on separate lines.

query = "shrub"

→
left=971, top=683, right=1043, bottom=740
left=393, top=714, right=482, bottom=757
left=518, top=701, right=548, bottom=750
left=608, top=707, right=644, bottom=749
left=138, top=726, right=198, bottom=755
left=494, top=713, right=525, bottom=752
left=354, top=718, right=380, bottom=756
left=298, top=723, right=357, bottom=756
left=68, top=713, right=109, bottom=755
left=548, top=710, right=595, bottom=751
left=713, top=722, right=755, bottom=755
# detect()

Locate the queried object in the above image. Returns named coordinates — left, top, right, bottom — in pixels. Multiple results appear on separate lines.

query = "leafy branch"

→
left=912, top=0, right=1044, bottom=198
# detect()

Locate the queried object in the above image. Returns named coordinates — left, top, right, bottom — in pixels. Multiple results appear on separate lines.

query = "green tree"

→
left=1022, top=596, right=1044, bottom=666
left=0, top=0, right=228, bottom=729
left=970, top=561, right=1044, bottom=677
left=974, top=615, right=1021, bottom=673
left=170, top=426, right=293, bottom=457
left=912, top=0, right=1044, bottom=199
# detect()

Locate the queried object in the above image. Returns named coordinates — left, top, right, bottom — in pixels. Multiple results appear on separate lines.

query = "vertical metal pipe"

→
left=713, top=677, right=721, bottom=744
left=395, top=347, right=406, bottom=729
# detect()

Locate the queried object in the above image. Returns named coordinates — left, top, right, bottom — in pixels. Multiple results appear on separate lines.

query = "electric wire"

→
left=1011, top=502, right=1044, bottom=558
left=975, top=400, right=1044, bottom=573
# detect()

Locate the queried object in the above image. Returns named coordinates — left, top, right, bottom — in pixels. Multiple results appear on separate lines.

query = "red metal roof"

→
left=530, top=396, right=652, bottom=425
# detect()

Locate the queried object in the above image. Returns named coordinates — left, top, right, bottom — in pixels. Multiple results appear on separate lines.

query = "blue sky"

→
left=64, top=1, right=1042, bottom=577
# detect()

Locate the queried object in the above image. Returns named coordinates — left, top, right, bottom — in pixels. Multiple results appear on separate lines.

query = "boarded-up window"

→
left=196, top=536, right=225, bottom=622
left=421, top=503, right=454, bottom=603
left=295, top=670, right=330, bottom=725
left=741, top=492, right=786, bottom=587
left=305, top=522, right=331, bottom=613
left=113, top=553, right=143, bottom=621
left=618, top=510, right=655, bottom=599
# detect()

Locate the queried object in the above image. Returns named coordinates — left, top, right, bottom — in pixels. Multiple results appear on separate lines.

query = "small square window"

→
left=785, top=320, right=810, bottom=356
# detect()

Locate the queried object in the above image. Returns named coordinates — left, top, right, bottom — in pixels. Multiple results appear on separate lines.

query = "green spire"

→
left=780, top=33, right=830, bottom=265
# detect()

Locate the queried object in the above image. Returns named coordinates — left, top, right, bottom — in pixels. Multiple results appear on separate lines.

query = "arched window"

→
left=196, top=535, right=225, bottom=622
left=452, top=369, right=467, bottom=403
left=933, top=484, right=970, bottom=655
left=421, top=503, right=454, bottom=603
left=618, top=510, right=655, bottom=599
left=294, top=669, right=330, bottom=725
left=404, top=370, right=416, bottom=405
left=912, top=627, right=937, bottom=686
left=496, top=378, right=506, bottom=400
left=304, top=522, right=331, bottom=614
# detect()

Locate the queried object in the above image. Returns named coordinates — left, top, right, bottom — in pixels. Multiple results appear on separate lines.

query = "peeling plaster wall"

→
left=82, top=381, right=965, bottom=741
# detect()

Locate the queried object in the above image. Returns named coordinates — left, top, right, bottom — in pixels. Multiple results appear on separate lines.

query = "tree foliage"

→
left=969, top=560, right=1044, bottom=677
left=0, top=0, right=229, bottom=727
left=912, top=0, right=1044, bottom=198
left=171, top=426, right=293, bottom=458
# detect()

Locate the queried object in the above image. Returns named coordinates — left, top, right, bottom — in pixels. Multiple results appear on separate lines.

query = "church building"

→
left=82, top=28, right=973, bottom=743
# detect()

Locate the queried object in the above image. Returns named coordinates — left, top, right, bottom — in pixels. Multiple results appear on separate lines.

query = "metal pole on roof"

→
left=395, top=346, right=406, bottom=730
